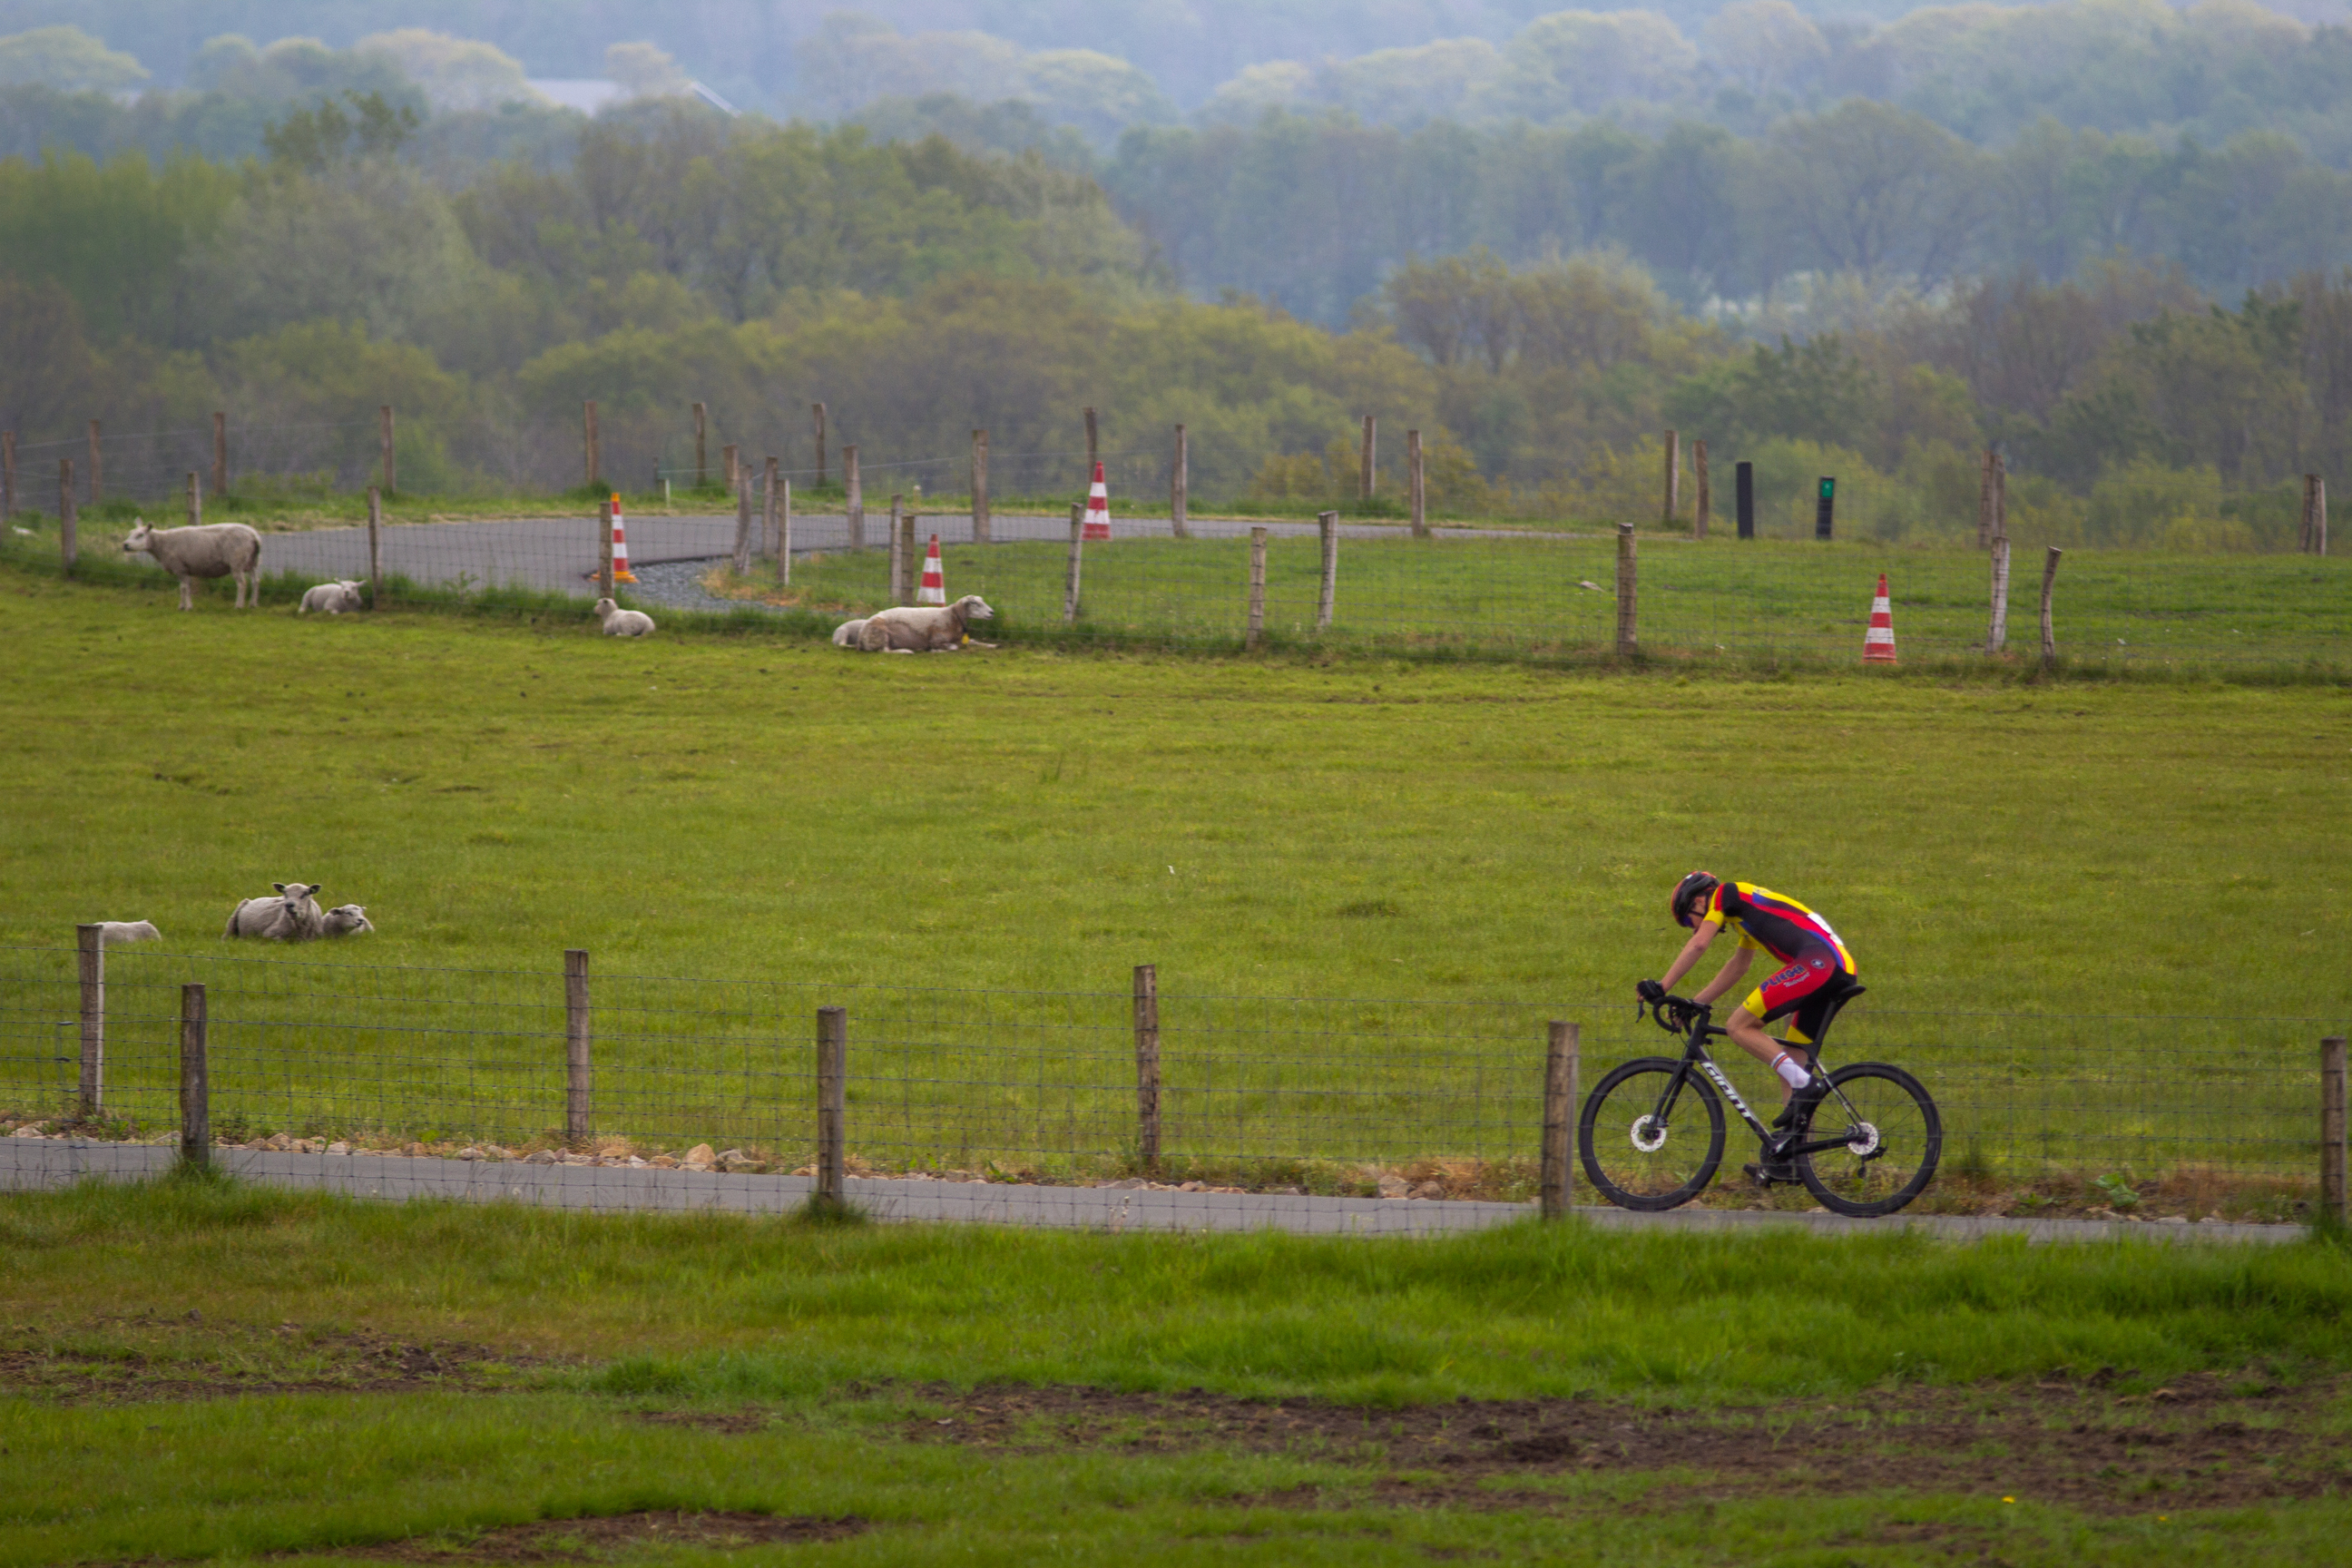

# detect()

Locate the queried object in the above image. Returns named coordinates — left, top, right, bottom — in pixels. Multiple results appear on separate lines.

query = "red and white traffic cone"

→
left=1862, top=573, right=1896, bottom=663
left=609, top=493, right=636, bottom=583
left=916, top=534, right=946, bottom=603
left=1082, top=460, right=1112, bottom=540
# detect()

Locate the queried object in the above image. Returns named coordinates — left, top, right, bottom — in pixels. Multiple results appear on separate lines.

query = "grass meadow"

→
left=5, top=565, right=2352, bottom=1563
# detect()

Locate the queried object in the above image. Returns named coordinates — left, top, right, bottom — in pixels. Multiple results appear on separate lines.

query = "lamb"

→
left=95, top=920, right=162, bottom=946
left=222, top=883, right=327, bottom=940
left=830, top=617, right=867, bottom=647
left=299, top=579, right=367, bottom=614
left=320, top=904, right=374, bottom=936
left=122, top=518, right=264, bottom=611
left=593, top=597, right=656, bottom=637
left=844, top=594, right=995, bottom=653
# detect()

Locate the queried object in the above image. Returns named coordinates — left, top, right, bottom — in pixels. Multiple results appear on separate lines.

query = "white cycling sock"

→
left=1771, top=1052, right=1811, bottom=1091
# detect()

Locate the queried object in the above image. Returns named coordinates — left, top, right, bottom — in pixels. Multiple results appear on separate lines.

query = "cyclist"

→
left=1638, top=872, right=1858, bottom=1183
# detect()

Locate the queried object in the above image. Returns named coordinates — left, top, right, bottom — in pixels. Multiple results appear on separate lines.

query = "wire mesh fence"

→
left=0, top=946, right=2338, bottom=1227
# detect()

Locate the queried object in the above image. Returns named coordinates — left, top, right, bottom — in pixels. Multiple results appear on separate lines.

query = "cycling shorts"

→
left=1741, top=946, right=1856, bottom=1045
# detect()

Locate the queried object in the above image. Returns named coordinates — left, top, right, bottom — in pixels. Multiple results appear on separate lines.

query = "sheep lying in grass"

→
left=96, top=921, right=162, bottom=946
left=122, top=519, right=264, bottom=611
left=593, top=597, right=656, bottom=637
left=830, top=617, right=867, bottom=647
left=841, top=594, right=995, bottom=652
left=320, top=904, right=374, bottom=936
left=223, top=883, right=326, bottom=940
left=299, top=579, right=367, bottom=614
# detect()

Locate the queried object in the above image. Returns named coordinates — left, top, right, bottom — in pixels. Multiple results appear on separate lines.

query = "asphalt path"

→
left=260, top=512, right=1619, bottom=601
left=0, top=1140, right=2303, bottom=1244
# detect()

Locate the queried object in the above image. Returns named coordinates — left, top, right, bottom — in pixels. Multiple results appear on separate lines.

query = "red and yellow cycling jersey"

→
left=1698, top=882, right=1856, bottom=975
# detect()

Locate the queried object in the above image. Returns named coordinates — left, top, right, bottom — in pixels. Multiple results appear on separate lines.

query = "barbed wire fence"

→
left=2, top=942, right=2342, bottom=1229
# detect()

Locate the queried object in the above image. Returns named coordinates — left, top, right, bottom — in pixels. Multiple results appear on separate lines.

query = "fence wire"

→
left=0, top=947, right=2335, bottom=1227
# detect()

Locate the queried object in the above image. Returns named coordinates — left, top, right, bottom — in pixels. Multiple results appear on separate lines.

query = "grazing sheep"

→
left=829, top=617, right=868, bottom=647
left=593, top=596, right=656, bottom=637
left=122, top=518, right=264, bottom=611
left=222, top=883, right=327, bottom=941
left=299, top=579, right=367, bottom=615
left=847, top=594, right=995, bottom=653
left=96, top=920, right=162, bottom=946
left=320, top=904, right=374, bottom=936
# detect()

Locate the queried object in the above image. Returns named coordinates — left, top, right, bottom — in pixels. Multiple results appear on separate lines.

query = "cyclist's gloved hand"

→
left=1636, top=979, right=1667, bottom=1005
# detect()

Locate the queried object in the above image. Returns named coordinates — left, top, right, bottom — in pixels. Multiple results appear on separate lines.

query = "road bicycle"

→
left=1577, top=988, right=1941, bottom=1218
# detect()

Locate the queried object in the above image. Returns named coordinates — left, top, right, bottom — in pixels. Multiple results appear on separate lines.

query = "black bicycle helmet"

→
left=1671, top=871, right=1720, bottom=929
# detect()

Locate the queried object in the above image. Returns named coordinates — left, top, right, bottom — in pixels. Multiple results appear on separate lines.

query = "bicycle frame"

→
left=1648, top=1004, right=1869, bottom=1163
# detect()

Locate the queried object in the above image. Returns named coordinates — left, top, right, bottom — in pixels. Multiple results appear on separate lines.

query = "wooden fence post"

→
left=597, top=495, right=612, bottom=602
left=1133, top=964, right=1161, bottom=1174
left=583, top=400, right=600, bottom=488
left=1986, top=535, right=2012, bottom=653
left=1661, top=429, right=1678, bottom=524
left=378, top=406, right=394, bottom=495
left=1542, top=1020, right=1577, bottom=1220
left=816, top=1005, right=848, bottom=1210
left=1246, top=525, right=1267, bottom=649
left=564, top=949, right=592, bottom=1146
left=368, top=487, right=383, bottom=608
left=1084, top=406, right=1098, bottom=478
left=186, top=471, right=201, bottom=529
left=1693, top=440, right=1710, bottom=539
left=1316, top=509, right=1338, bottom=632
left=1614, top=523, right=1637, bottom=657
left=211, top=411, right=227, bottom=498
left=178, top=983, right=208, bottom=1171
left=777, top=475, right=792, bottom=587
left=722, top=443, right=739, bottom=495
left=844, top=445, right=862, bottom=550
left=2, top=428, right=15, bottom=519
left=1170, top=424, right=1189, bottom=539
left=87, top=419, right=102, bottom=504
left=692, top=402, right=708, bottom=488
left=1064, top=502, right=1084, bottom=623
left=76, top=924, right=103, bottom=1121
left=971, top=428, right=990, bottom=544
left=2305, top=475, right=2329, bottom=555
left=888, top=495, right=906, bottom=603
left=764, top=455, right=780, bottom=559
left=2323, top=1035, right=2347, bottom=1225
left=1359, top=414, right=1377, bottom=502
left=899, top=505, right=917, bottom=603
left=2039, top=546, right=2062, bottom=669
left=732, top=469, right=755, bottom=575
left=58, top=458, right=74, bottom=570
left=1407, top=428, right=1426, bottom=538
left=811, top=403, right=827, bottom=487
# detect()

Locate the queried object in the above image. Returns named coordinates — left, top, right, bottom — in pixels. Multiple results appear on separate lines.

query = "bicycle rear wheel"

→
left=1794, top=1063, right=1941, bottom=1218
left=1578, top=1057, right=1725, bottom=1211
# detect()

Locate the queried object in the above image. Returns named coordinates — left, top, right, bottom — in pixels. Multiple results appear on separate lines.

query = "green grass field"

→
left=1, top=564, right=2347, bottom=1194
left=731, top=532, right=2352, bottom=670
left=4, top=1182, right=2351, bottom=1565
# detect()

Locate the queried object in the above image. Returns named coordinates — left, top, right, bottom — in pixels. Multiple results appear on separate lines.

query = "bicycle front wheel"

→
left=1795, top=1063, right=1942, bottom=1218
left=1578, top=1057, right=1725, bottom=1212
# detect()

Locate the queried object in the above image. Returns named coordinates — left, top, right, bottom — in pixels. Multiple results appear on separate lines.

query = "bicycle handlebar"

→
left=1638, top=994, right=1712, bottom=1034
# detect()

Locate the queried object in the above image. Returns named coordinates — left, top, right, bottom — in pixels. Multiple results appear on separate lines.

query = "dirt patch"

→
left=890, top=1373, right=2351, bottom=1514
left=0, top=1322, right=547, bottom=1404
left=282, top=1511, right=866, bottom=1563
left=632, top=1410, right=774, bottom=1435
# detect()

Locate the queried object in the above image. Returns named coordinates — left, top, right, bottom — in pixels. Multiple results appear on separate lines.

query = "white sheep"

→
left=320, top=904, right=374, bottom=936
left=122, top=519, right=264, bottom=611
left=222, top=883, right=327, bottom=940
left=299, top=579, right=367, bottom=615
left=96, top=920, right=162, bottom=946
left=845, top=595, right=995, bottom=653
left=593, top=596, right=656, bottom=637
left=830, top=617, right=867, bottom=647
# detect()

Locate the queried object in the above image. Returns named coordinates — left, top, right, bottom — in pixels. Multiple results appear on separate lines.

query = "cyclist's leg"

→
left=1728, top=953, right=1841, bottom=1102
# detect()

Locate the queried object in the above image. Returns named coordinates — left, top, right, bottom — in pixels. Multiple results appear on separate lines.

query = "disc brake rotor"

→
left=1630, top=1114, right=1668, bottom=1154
left=1844, top=1120, right=1882, bottom=1158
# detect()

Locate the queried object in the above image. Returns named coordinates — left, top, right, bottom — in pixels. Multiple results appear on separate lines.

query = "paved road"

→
left=0, top=1140, right=2302, bottom=1244
left=260, top=512, right=1622, bottom=601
